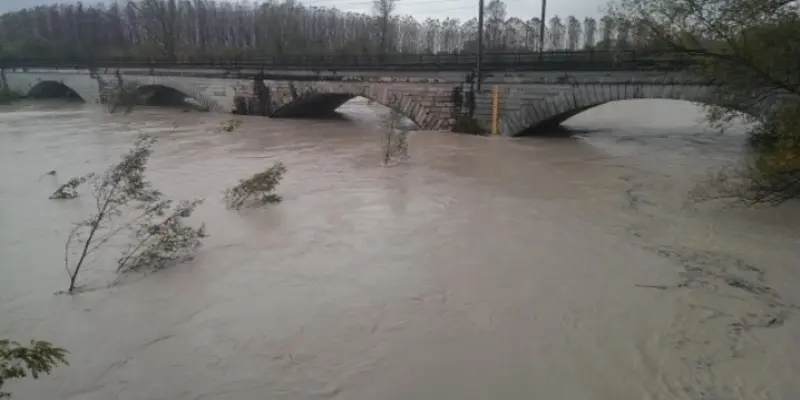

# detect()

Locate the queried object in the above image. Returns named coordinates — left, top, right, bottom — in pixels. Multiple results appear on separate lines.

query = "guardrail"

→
left=0, top=50, right=695, bottom=71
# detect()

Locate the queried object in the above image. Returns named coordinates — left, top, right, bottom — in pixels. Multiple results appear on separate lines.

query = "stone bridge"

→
left=1, top=67, right=759, bottom=136
left=3, top=69, right=461, bottom=130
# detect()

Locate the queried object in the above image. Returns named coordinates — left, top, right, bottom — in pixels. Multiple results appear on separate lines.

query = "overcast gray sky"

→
left=1, top=0, right=609, bottom=23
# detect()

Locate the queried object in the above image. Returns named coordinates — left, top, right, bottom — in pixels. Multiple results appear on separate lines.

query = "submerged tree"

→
left=115, top=198, right=207, bottom=282
left=107, top=72, right=140, bottom=115
left=49, top=176, right=88, bottom=200
left=381, top=110, right=410, bottom=166
left=62, top=135, right=207, bottom=293
left=611, top=0, right=800, bottom=205
left=224, top=162, right=287, bottom=210
left=217, top=119, right=242, bottom=133
left=0, top=339, right=68, bottom=398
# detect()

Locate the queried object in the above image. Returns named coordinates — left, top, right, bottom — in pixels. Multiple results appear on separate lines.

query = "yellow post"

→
left=491, top=86, right=500, bottom=136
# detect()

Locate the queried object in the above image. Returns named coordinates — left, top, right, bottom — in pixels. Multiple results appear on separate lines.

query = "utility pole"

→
left=538, top=0, right=546, bottom=58
left=476, top=0, right=485, bottom=92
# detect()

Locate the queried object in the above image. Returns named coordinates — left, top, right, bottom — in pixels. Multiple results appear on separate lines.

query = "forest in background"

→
left=0, top=0, right=652, bottom=60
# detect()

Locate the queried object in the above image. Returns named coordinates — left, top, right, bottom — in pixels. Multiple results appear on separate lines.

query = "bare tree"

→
left=485, top=0, right=508, bottom=50
left=548, top=16, right=565, bottom=50
left=583, top=17, right=598, bottom=49
left=599, top=14, right=616, bottom=49
left=526, top=17, right=543, bottom=50
left=614, top=16, right=632, bottom=49
left=373, top=0, right=397, bottom=58
left=381, top=111, right=410, bottom=166
left=0, top=0, right=610, bottom=60
left=566, top=15, right=582, bottom=50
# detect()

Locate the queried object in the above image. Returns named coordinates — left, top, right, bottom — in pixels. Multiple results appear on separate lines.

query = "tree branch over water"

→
left=381, top=111, right=410, bottom=166
left=609, top=0, right=800, bottom=206
left=0, top=339, right=68, bottom=398
left=56, top=135, right=207, bottom=293
left=224, top=163, right=287, bottom=210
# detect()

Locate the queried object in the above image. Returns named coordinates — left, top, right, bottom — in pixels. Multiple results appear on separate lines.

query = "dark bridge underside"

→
left=136, top=85, right=189, bottom=107
left=517, top=106, right=596, bottom=136
left=514, top=100, right=753, bottom=137
left=271, top=93, right=355, bottom=118
left=28, top=81, right=84, bottom=101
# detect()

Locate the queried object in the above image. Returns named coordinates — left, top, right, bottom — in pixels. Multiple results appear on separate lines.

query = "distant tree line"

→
left=0, top=0, right=657, bottom=61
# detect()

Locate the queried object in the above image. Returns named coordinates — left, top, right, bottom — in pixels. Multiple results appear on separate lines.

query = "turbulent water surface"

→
left=1, top=98, right=798, bottom=400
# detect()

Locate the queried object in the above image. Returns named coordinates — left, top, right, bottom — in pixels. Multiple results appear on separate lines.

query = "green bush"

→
left=0, top=339, right=68, bottom=398
left=0, top=88, right=21, bottom=105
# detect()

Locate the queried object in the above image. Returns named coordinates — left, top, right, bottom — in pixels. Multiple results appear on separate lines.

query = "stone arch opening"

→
left=272, top=93, right=354, bottom=118
left=270, top=93, right=422, bottom=129
left=517, top=105, right=598, bottom=135
left=27, top=81, right=85, bottom=102
left=507, top=85, right=756, bottom=137
left=135, top=85, right=207, bottom=110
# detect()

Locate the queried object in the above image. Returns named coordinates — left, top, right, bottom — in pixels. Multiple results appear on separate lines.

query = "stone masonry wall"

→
left=243, top=80, right=462, bottom=131
left=473, top=71, right=719, bottom=136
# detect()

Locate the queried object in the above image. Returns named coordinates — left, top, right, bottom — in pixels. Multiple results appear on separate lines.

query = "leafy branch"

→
left=224, top=163, right=287, bottom=210
left=60, top=135, right=207, bottom=293
left=115, top=198, right=207, bottom=281
left=217, top=119, right=242, bottom=132
left=611, top=0, right=800, bottom=206
left=49, top=176, right=88, bottom=200
left=0, top=340, right=68, bottom=398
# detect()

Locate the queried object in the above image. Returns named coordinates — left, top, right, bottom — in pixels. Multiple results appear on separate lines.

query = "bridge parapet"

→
left=0, top=50, right=696, bottom=72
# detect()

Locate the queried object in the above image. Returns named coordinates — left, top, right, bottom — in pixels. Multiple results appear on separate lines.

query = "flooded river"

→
left=1, top=98, right=798, bottom=400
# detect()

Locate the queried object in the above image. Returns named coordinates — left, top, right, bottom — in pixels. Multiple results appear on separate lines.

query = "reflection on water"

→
left=1, top=98, right=798, bottom=400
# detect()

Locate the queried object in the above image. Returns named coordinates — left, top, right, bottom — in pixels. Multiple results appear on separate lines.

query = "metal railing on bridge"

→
left=0, top=50, right=695, bottom=71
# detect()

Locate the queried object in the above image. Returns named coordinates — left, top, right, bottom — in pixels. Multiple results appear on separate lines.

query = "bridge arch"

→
left=271, top=93, right=361, bottom=118
left=129, top=78, right=223, bottom=112
left=26, top=80, right=88, bottom=102
left=267, top=83, right=447, bottom=130
left=503, top=83, right=757, bottom=136
left=272, top=92, right=425, bottom=129
left=134, top=84, right=202, bottom=109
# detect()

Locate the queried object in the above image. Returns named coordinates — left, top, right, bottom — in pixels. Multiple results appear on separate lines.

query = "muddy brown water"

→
left=1, top=98, right=798, bottom=400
